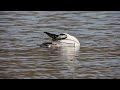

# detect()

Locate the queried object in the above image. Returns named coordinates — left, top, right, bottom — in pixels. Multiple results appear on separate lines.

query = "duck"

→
left=40, top=32, right=80, bottom=48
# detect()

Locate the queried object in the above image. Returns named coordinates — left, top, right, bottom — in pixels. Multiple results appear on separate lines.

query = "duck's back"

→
left=59, top=35, right=80, bottom=47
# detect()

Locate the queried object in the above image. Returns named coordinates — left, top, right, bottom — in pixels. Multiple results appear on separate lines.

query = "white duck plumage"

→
left=59, top=33, right=80, bottom=47
left=40, top=32, right=80, bottom=48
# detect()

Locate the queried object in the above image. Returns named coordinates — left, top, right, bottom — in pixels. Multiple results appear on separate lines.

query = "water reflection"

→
left=60, top=46, right=80, bottom=78
left=60, top=46, right=80, bottom=60
left=39, top=45, right=80, bottom=62
left=38, top=45, right=80, bottom=78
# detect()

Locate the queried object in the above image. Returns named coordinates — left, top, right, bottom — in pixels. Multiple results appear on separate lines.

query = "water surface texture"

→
left=0, top=11, right=120, bottom=79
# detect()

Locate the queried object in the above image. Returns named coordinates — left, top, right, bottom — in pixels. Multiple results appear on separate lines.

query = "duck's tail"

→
left=44, top=32, right=58, bottom=41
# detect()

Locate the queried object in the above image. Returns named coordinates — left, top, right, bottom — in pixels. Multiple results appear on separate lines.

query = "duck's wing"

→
left=44, top=32, right=59, bottom=41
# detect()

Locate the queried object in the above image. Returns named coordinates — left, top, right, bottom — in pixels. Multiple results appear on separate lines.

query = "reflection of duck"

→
left=60, top=46, right=80, bottom=60
left=40, top=32, right=80, bottom=48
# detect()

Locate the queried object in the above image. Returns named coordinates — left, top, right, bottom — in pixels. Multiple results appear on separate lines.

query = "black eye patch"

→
left=57, top=34, right=67, bottom=40
left=60, top=34, right=65, bottom=35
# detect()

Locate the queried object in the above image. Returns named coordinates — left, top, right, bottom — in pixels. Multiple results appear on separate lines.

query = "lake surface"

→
left=0, top=11, right=120, bottom=79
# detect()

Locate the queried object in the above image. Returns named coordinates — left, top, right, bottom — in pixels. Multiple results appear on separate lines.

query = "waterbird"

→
left=40, top=32, right=80, bottom=48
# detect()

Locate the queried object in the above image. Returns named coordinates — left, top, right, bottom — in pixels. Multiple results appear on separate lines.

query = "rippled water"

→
left=0, top=11, right=120, bottom=79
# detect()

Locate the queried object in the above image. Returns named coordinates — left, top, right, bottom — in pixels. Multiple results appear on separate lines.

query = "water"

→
left=0, top=11, right=120, bottom=79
